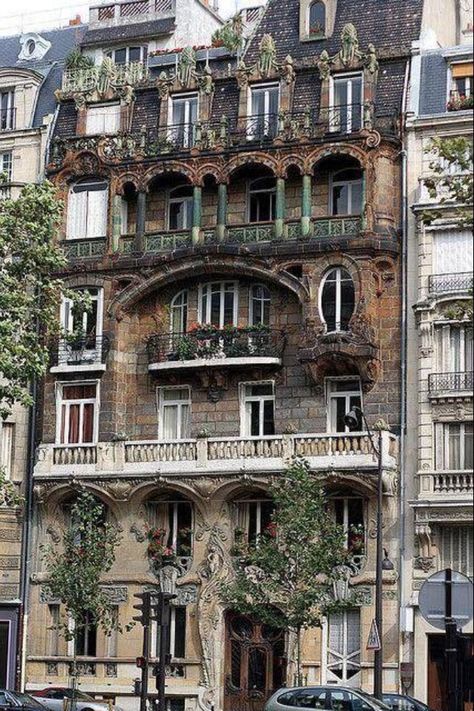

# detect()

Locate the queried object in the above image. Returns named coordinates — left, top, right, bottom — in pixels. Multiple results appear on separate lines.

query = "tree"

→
left=42, top=491, right=122, bottom=658
left=424, top=136, right=473, bottom=227
left=222, top=458, right=351, bottom=683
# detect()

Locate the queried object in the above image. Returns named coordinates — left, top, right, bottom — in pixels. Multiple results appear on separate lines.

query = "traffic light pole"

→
left=156, top=593, right=174, bottom=711
left=140, top=607, right=150, bottom=711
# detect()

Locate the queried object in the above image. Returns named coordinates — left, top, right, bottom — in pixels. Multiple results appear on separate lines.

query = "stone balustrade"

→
left=35, top=431, right=398, bottom=481
left=419, top=470, right=473, bottom=499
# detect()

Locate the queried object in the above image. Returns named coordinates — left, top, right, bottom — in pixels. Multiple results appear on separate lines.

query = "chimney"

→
left=69, top=14, right=82, bottom=26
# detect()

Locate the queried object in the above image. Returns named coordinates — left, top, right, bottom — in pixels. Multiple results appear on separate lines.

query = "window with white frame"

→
left=170, top=290, right=188, bottom=334
left=0, top=90, right=15, bottom=130
left=61, top=288, right=103, bottom=346
left=435, top=323, right=473, bottom=373
left=249, top=84, right=279, bottom=139
left=199, top=281, right=238, bottom=327
left=330, top=74, right=363, bottom=133
left=57, top=383, right=98, bottom=445
left=320, top=267, right=355, bottom=333
left=158, top=387, right=191, bottom=440
left=106, top=46, right=146, bottom=65
left=326, top=609, right=361, bottom=683
left=249, top=177, right=277, bottom=223
left=67, top=179, right=109, bottom=240
left=168, top=186, right=193, bottom=230
left=241, top=382, right=275, bottom=437
left=329, top=495, right=365, bottom=555
left=249, top=284, right=271, bottom=326
left=326, top=378, right=362, bottom=433
left=435, top=422, right=473, bottom=471
left=85, top=104, right=121, bottom=135
left=170, top=94, right=198, bottom=148
left=0, top=422, right=14, bottom=480
left=436, top=525, right=473, bottom=578
left=331, top=168, right=363, bottom=215
left=433, top=231, right=474, bottom=275
left=450, top=62, right=473, bottom=99
left=234, top=495, right=275, bottom=546
left=0, top=152, right=12, bottom=182
left=152, top=605, right=186, bottom=659
left=146, top=495, right=193, bottom=558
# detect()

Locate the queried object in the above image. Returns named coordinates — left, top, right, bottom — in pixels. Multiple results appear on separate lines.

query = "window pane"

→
left=448, top=425, right=461, bottom=469
left=248, top=647, right=266, bottom=692
left=250, top=401, right=260, bottom=437
left=340, top=280, right=355, bottom=329
left=163, top=388, right=189, bottom=401
left=309, top=1, right=325, bottom=33
left=465, top=424, right=473, bottom=469
left=163, top=406, right=178, bottom=439
left=114, top=48, right=126, bottom=64
left=82, top=403, right=94, bottom=443
left=333, top=184, right=349, bottom=215
left=322, top=279, right=337, bottom=331
left=68, top=405, right=81, bottom=444
left=263, top=399, right=275, bottom=435
left=173, top=607, right=186, bottom=658
left=248, top=384, right=274, bottom=397
left=223, top=290, right=235, bottom=325
left=128, top=47, right=142, bottom=62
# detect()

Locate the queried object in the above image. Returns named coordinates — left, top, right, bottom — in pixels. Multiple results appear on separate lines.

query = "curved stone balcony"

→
left=146, top=327, right=286, bottom=373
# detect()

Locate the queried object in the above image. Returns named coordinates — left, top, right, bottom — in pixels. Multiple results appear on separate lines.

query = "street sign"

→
left=418, top=568, right=473, bottom=630
left=367, top=619, right=381, bottom=651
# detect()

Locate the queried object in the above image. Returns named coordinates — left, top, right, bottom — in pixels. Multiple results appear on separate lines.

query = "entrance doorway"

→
left=428, top=634, right=474, bottom=711
left=224, top=612, right=286, bottom=711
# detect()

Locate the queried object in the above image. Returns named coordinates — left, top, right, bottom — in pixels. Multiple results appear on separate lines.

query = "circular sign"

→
left=418, top=569, right=473, bottom=630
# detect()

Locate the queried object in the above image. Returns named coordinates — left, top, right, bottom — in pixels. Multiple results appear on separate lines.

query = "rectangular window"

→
left=326, top=378, right=362, bottom=433
left=0, top=423, right=14, bottom=480
left=158, top=387, right=191, bottom=440
left=67, top=180, right=109, bottom=240
left=435, top=422, right=473, bottom=471
left=0, top=90, right=15, bottom=130
left=331, top=75, right=363, bottom=133
left=199, top=282, right=238, bottom=328
left=433, top=231, right=473, bottom=275
left=57, top=383, right=98, bottom=445
left=86, top=104, right=121, bottom=135
left=152, top=606, right=187, bottom=659
left=75, top=611, right=97, bottom=656
left=235, top=498, right=274, bottom=545
left=241, top=382, right=275, bottom=437
left=435, top=324, right=473, bottom=373
left=170, top=94, right=198, bottom=148
left=451, top=62, right=473, bottom=98
left=0, top=152, right=12, bottom=182
left=437, top=525, right=473, bottom=578
left=147, top=498, right=193, bottom=557
left=48, top=605, right=60, bottom=656
left=327, top=609, right=361, bottom=683
left=249, top=84, right=279, bottom=139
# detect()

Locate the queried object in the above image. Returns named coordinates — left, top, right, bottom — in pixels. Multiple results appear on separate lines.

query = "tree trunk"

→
left=296, top=626, right=302, bottom=686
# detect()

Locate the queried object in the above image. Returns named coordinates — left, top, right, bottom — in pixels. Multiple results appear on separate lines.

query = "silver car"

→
left=265, top=686, right=391, bottom=710
left=31, top=689, right=123, bottom=711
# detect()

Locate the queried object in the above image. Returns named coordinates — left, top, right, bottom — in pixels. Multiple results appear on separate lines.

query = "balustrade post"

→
left=282, top=435, right=295, bottom=460
left=192, top=185, right=203, bottom=245
left=301, top=174, right=312, bottom=237
left=275, top=177, right=286, bottom=239
left=216, top=183, right=228, bottom=242
left=196, top=438, right=208, bottom=468
left=135, top=190, right=147, bottom=251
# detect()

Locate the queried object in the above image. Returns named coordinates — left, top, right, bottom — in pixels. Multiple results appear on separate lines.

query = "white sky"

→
left=0, top=0, right=250, bottom=35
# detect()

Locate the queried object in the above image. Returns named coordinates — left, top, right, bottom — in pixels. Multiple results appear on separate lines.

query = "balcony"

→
left=49, top=335, right=111, bottom=373
left=60, top=238, right=107, bottom=260
left=34, top=430, right=399, bottom=480
left=147, top=327, right=285, bottom=372
left=90, top=0, right=175, bottom=28
left=428, top=371, right=473, bottom=396
left=418, top=470, right=473, bottom=500
left=429, top=272, right=473, bottom=295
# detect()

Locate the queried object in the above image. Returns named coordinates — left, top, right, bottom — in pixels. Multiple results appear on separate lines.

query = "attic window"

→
left=309, top=1, right=326, bottom=37
left=26, top=39, right=36, bottom=56
left=18, top=32, right=51, bottom=61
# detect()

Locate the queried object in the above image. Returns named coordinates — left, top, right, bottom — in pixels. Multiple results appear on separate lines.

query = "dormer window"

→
left=106, top=46, right=147, bottom=65
left=331, top=74, right=363, bottom=133
left=170, top=94, right=198, bottom=148
left=448, top=62, right=473, bottom=110
left=86, top=104, right=121, bottom=135
left=18, top=32, right=51, bottom=61
left=309, top=1, right=326, bottom=37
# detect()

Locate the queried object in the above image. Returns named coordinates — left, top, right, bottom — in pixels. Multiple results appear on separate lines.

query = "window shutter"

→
left=452, top=62, right=473, bottom=78
left=67, top=189, right=87, bottom=239
left=87, top=187, right=108, bottom=237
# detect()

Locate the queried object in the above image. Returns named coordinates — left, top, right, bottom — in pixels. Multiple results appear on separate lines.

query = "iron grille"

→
left=429, top=272, right=473, bottom=294
left=428, top=371, right=473, bottom=392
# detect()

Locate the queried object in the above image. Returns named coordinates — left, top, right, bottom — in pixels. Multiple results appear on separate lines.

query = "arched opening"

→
left=170, top=289, right=188, bottom=334
left=320, top=266, right=355, bottom=333
left=145, top=173, right=192, bottom=235
left=309, top=0, right=326, bottom=36
left=119, top=181, right=138, bottom=238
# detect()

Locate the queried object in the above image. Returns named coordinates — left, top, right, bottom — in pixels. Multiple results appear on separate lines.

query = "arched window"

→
left=320, top=267, right=355, bottom=332
left=249, top=177, right=276, bottom=223
left=168, top=185, right=193, bottom=230
left=331, top=168, right=363, bottom=216
left=249, top=284, right=271, bottom=326
left=170, top=290, right=188, bottom=334
left=309, top=0, right=326, bottom=36
left=67, top=179, right=108, bottom=240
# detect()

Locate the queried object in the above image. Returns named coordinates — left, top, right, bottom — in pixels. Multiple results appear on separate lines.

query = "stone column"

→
left=192, top=185, right=202, bottom=245
left=301, top=174, right=312, bottom=237
left=134, top=190, right=147, bottom=252
left=216, top=183, right=228, bottom=242
left=361, top=170, right=367, bottom=230
left=275, top=177, right=286, bottom=239
left=111, top=195, right=123, bottom=253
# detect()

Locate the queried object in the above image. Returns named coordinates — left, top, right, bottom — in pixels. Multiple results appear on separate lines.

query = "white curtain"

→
left=67, top=189, right=87, bottom=239
left=87, top=188, right=108, bottom=238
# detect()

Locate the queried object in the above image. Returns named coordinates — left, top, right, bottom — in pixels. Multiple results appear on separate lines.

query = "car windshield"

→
left=357, top=691, right=391, bottom=710
left=12, top=694, right=44, bottom=709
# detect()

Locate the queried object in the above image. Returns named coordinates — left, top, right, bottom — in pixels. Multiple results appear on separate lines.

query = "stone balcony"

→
left=428, top=371, right=473, bottom=400
left=34, top=431, right=398, bottom=486
left=418, top=470, right=473, bottom=500
left=428, top=272, right=473, bottom=296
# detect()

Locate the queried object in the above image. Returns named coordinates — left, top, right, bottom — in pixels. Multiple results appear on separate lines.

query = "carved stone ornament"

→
left=339, top=23, right=363, bottom=66
left=414, top=556, right=435, bottom=573
left=258, top=34, right=278, bottom=77
left=178, top=46, right=197, bottom=87
left=317, top=50, right=332, bottom=81
left=58, top=58, right=149, bottom=107
left=317, top=24, right=379, bottom=79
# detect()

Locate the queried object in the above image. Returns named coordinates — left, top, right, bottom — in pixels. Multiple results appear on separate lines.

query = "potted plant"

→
left=145, top=526, right=177, bottom=569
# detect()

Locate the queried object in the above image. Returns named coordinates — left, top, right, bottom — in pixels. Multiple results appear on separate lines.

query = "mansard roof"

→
left=81, top=18, right=176, bottom=47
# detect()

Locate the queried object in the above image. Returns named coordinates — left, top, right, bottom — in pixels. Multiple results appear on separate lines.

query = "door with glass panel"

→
left=326, top=609, right=361, bottom=686
left=331, top=75, right=363, bottom=133
left=171, top=94, right=198, bottom=148
left=326, top=379, right=362, bottom=433
left=242, top=383, right=275, bottom=437
left=250, top=85, right=279, bottom=139
left=199, top=282, right=238, bottom=327
left=158, top=387, right=191, bottom=440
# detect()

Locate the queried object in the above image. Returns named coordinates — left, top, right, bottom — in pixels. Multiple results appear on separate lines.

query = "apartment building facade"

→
left=403, top=25, right=473, bottom=711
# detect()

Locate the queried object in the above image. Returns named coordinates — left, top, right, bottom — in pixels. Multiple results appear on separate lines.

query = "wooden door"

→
left=224, top=612, right=286, bottom=711
left=428, top=635, right=446, bottom=711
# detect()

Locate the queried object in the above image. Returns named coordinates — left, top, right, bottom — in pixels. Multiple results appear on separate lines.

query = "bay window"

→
left=85, top=104, right=121, bottom=135
left=326, top=609, right=361, bottom=683
left=326, top=378, right=362, bottom=433
left=241, top=382, right=275, bottom=437
left=57, top=383, right=98, bottom=445
left=320, top=267, right=355, bottom=332
left=158, top=387, right=191, bottom=440
left=199, top=281, right=238, bottom=327
left=435, top=422, right=473, bottom=471
left=249, top=177, right=276, bottom=223
left=331, top=168, right=363, bottom=215
left=170, top=94, right=198, bottom=148
left=331, top=74, right=363, bottom=133
left=147, top=495, right=193, bottom=558
left=249, top=84, right=279, bottom=139
left=67, top=179, right=108, bottom=240
left=168, top=186, right=193, bottom=230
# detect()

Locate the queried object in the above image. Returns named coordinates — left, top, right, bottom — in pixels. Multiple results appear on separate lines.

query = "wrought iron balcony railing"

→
left=0, top=107, right=16, bottom=131
left=428, top=371, right=473, bottom=393
left=429, top=272, right=473, bottom=295
left=50, top=334, right=111, bottom=369
left=147, top=327, right=285, bottom=367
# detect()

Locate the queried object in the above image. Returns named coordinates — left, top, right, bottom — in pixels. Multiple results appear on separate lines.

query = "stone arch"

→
left=143, top=161, right=197, bottom=189
left=114, top=172, right=144, bottom=195
left=307, top=143, right=368, bottom=174
left=195, top=161, right=224, bottom=186
left=39, top=483, right=121, bottom=524
left=282, top=154, right=305, bottom=177
left=224, top=153, right=279, bottom=181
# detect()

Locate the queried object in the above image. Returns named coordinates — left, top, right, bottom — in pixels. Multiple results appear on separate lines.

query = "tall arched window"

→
left=249, top=284, right=271, bottom=326
left=168, top=185, right=193, bottom=230
left=309, top=0, right=326, bottom=36
left=249, top=177, right=276, bottom=223
left=67, top=179, right=108, bottom=240
left=170, top=290, right=188, bottom=334
left=320, top=267, right=355, bottom=332
left=331, top=168, right=363, bottom=216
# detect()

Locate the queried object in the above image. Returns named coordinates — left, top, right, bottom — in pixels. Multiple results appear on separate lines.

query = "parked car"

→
left=0, top=691, right=52, bottom=711
left=31, top=690, right=122, bottom=711
left=265, top=686, right=391, bottom=710
left=382, top=694, right=432, bottom=711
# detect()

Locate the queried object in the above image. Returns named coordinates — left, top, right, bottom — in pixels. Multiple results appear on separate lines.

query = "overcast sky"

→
left=0, top=0, right=250, bottom=34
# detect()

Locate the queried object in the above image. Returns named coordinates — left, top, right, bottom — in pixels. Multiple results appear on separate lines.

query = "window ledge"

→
left=149, top=355, right=282, bottom=372
left=50, top=363, right=107, bottom=374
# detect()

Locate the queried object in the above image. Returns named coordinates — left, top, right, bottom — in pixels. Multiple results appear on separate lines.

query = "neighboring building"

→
left=403, top=20, right=473, bottom=711
left=0, top=23, right=86, bottom=690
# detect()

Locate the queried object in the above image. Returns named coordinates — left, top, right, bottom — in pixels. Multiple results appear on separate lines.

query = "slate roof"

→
left=418, top=47, right=472, bottom=116
left=81, top=18, right=176, bottom=47
left=0, top=24, right=86, bottom=127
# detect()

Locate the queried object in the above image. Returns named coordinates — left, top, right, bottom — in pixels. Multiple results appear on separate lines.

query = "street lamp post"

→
left=344, top=406, right=393, bottom=701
